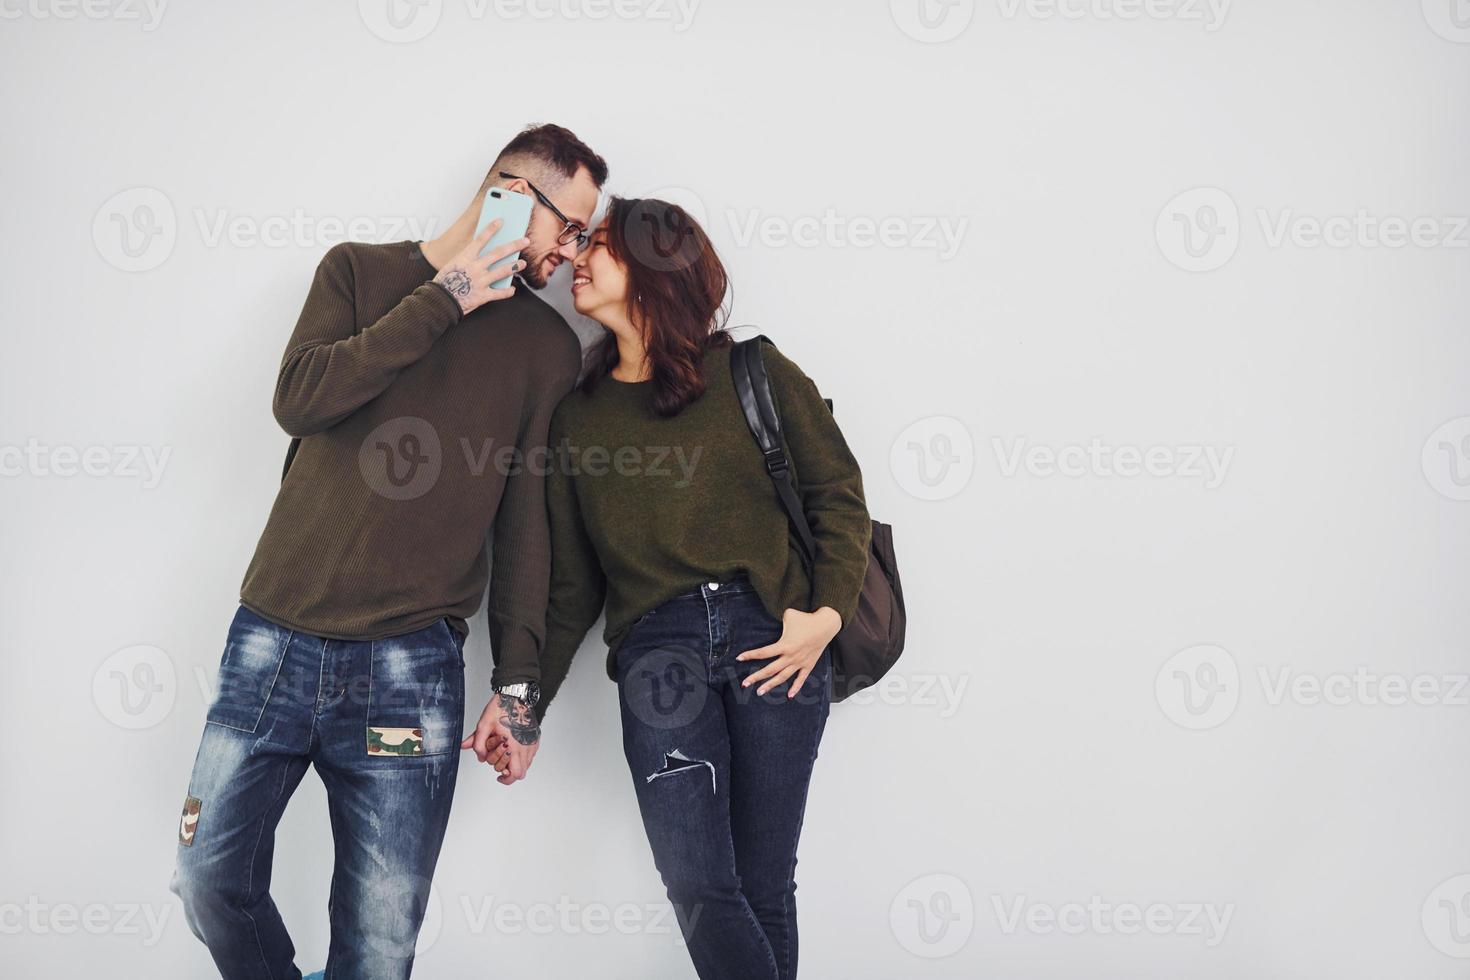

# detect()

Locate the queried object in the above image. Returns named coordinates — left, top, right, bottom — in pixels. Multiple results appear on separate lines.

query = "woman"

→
left=536, top=197, right=871, bottom=980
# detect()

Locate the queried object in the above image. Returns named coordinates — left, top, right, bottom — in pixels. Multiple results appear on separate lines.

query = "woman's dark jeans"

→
left=615, top=575, right=831, bottom=980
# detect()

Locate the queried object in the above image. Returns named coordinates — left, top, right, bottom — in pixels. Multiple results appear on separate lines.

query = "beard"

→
left=518, top=244, right=552, bottom=290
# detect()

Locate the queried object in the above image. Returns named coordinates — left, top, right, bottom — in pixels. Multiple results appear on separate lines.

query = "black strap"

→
left=730, top=337, right=817, bottom=573
left=281, top=437, right=300, bottom=482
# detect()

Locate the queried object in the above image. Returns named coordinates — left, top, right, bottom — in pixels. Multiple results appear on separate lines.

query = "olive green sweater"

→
left=538, top=339, right=871, bottom=716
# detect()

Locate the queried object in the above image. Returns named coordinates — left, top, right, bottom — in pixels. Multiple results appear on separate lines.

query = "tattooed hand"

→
left=432, top=219, right=529, bottom=316
left=459, top=693, right=540, bottom=785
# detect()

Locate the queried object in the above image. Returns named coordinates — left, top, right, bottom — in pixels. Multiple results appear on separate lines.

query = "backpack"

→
left=729, top=336, right=908, bottom=702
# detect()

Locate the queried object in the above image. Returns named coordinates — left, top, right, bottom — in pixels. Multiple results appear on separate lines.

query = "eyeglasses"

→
left=498, top=171, right=588, bottom=251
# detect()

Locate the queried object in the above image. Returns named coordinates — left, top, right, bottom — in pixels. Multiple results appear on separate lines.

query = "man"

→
left=171, top=123, right=606, bottom=979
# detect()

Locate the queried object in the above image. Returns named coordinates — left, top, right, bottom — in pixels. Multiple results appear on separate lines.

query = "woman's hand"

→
left=736, top=606, right=842, bottom=697
left=460, top=693, right=540, bottom=785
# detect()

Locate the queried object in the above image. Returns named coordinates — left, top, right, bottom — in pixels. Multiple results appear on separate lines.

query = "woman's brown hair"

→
left=582, top=196, right=731, bottom=416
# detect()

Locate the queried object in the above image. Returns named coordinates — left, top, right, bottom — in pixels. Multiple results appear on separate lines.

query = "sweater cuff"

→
left=490, top=636, right=541, bottom=689
left=533, top=626, right=588, bottom=721
left=422, top=279, right=465, bottom=324
left=811, top=574, right=864, bottom=631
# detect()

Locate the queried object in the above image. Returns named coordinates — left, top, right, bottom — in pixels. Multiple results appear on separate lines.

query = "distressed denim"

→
left=171, top=605, right=465, bottom=980
left=615, top=575, right=831, bottom=980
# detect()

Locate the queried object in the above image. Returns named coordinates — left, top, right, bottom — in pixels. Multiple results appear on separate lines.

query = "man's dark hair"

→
left=483, top=123, right=609, bottom=192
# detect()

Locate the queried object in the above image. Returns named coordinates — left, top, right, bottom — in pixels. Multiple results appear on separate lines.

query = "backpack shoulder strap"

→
left=730, top=336, right=817, bottom=571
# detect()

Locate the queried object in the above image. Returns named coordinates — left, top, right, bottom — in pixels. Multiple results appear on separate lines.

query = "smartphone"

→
left=474, top=187, right=535, bottom=289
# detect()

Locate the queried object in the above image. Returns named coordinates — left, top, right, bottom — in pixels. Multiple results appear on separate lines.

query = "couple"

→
left=171, top=123, right=871, bottom=980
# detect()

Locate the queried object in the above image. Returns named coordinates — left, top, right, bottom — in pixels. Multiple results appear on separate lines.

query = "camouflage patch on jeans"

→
left=179, top=795, right=201, bottom=846
left=366, top=727, right=424, bottom=756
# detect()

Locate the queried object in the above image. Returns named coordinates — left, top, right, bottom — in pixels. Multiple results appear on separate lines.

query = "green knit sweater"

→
left=538, top=338, right=871, bottom=716
left=239, top=240, right=581, bottom=688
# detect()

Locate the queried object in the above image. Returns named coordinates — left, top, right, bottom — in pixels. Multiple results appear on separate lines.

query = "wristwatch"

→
left=494, top=682, right=541, bottom=707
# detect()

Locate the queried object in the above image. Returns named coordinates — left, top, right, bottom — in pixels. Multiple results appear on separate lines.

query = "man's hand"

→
left=433, top=220, right=530, bottom=316
left=736, top=606, right=842, bottom=697
left=460, top=692, right=540, bottom=785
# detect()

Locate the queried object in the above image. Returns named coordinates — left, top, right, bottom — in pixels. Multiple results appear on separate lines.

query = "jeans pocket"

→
left=366, top=625, right=465, bottom=758
left=205, top=606, right=291, bottom=734
left=441, top=617, right=467, bottom=668
left=612, top=608, right=661, bottom=680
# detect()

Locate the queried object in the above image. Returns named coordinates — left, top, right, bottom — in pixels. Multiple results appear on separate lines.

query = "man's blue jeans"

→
left=615, top=576, right=832, bottom=980
left=171, top=605, right=465, bottom=980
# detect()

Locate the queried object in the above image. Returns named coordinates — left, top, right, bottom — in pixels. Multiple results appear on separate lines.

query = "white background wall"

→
left=3, top=1, right=1470, bottom=977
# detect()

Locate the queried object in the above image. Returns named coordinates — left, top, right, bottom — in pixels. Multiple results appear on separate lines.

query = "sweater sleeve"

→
left=763, top=344, right=872, bottom=627
left=272, top=243, right=462, bottom=437
left=536, top=404, right=608, bottom=720
left=485, top=357, right=580, bottom=688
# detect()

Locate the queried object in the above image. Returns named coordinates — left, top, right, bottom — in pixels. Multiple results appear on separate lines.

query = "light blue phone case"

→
left=473, top=187, right=535, bottom=289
